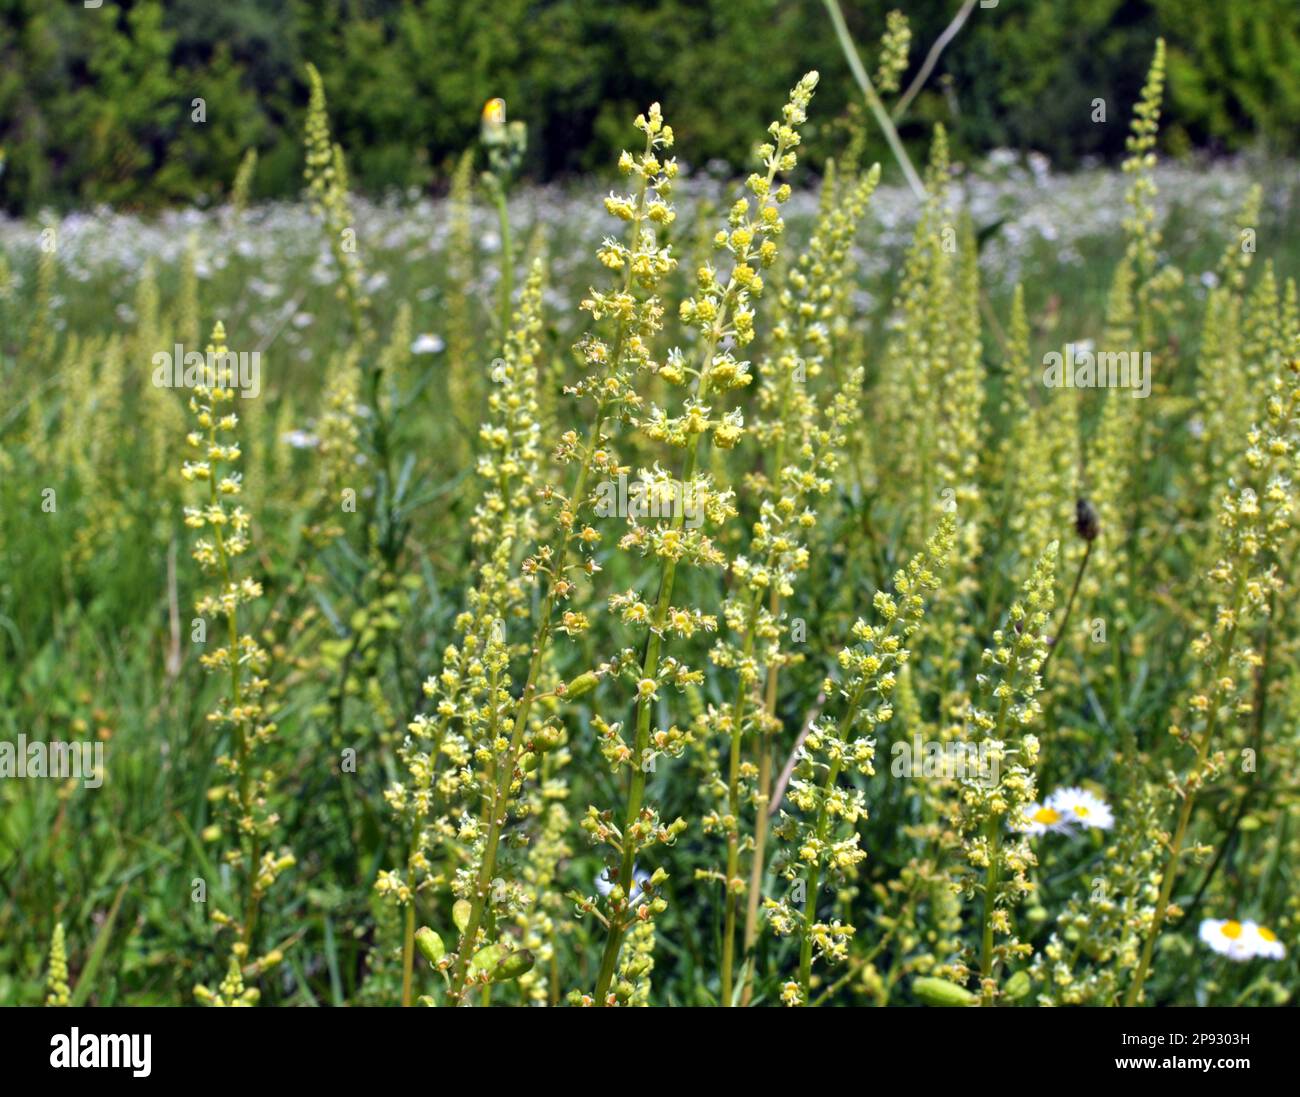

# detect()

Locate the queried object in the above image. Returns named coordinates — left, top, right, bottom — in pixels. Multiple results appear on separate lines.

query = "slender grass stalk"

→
left=1039, top=501, right=1097, bottom=680
left=822, top=0, right=924, bottom=200
left=891, top=0, right=978, bottom=123
left=489, top=182, right=513, bottom=338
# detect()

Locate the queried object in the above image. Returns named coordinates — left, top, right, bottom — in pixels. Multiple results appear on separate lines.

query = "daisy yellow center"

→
left=1073, top=804, right=1090, bottom=817
left=1222, top=920, right=1243, bottom=940
left=1033, top=806, right=1061, bottom=825
left=1258, top=926, right=1278, bottom=943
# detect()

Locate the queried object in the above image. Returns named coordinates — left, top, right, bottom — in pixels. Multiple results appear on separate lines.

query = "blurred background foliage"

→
left=1, top=0, right=1299, bottom=213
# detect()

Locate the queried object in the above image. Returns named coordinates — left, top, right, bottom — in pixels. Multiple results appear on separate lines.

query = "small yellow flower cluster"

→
left=194, top=955, right=261, bottom=1007
left=474, top=259, right=546, bottom=549
left=303, top=63, right=370, bottom=336
left=45, top=922, right=70, bottom=1007
left=1121, top=38, right=1166, bottom=283
left=700, top=164, right=884, bottom=1002
left=306, top=346, right=362, bottom=544
left=874, top=10, right=911, bottom=95
left=388, top=266, right=550, bottom=896
left=183, top=321, right=293, bottom=1003
left=942, top=543, right=1057, bottom=1002
left=1126, top=349, right=1300, bottom=1004
left=586, top=74, right=823, bottom=1006
left=767, top=515, right=955, bottom=1003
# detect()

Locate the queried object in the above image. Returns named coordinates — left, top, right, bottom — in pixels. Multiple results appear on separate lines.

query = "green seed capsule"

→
left=913, top=976, right=976, bottom=1007
left=452, top=899, right=472, bottom=933
left=563, top=671, right=599, bottom=700
left=469, top=943, right=501, bottom=975
left=532, top=724, right=565, bottom=752
left=491, top=949, right=536, bottom=982
left=415, top=926, right=445, bottom=965
left=1003, top=970, right=1031, bottom=1000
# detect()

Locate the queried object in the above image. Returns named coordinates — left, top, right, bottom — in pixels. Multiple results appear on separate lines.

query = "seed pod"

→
left=415, top=927, right=445, bottom=965
left=1003, top=970, right=1032, bottom=1000
left=469, top=943, right=501, bottom=976
left=491, top=949, right=536, bottom=983
left=452, top=899, right=472, bottom=933
left=913, top=976, right=977, bottom=1007
left=562, top=671, right=599, bottom=700
left=531, top=723, right=565, bottom=753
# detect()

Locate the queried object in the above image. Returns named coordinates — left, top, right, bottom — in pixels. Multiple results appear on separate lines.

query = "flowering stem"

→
left=1124, top=578, right=1245, bottom=1005
left=400, top=899, right=415, bottom=1007
left=450, top=130, right=659, bottom=1005
left=721, top=587, right=763, bottom=1004
left=204, top=411, right=261, bottom=952
left=797, top=679, right=868, bottom=1002
left=595, top=116, right=797, bottom=1002
left=594, top=422, right=705, bottom=1003
left=735, top=340, right=798, bottom=1003
left=448, top=659, right=512, bottom=1003
left=978, top=663, right=1018, bottom=1002
left=1183, top=593, right=1274, bottom=926
left=739, top=636, right=781, bottom=1006
left=978, top=817, right=1000, bottom=997
left=1040, top=539, right=1092, bottom=680
left=822, top=0, right=925, bottom=200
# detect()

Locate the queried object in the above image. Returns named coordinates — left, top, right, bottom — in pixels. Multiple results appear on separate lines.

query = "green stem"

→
left=1040, top=539, right=1092, bottom=680
left=594, top=125, right=795, bottom=1003
left=448, top=130, right=658, bottom=1005
left=400, top=898, right=415, bottom=1007
left=822, top=0, right=925, bottom=200
left=978, top=816, right=1000, bottom=999
left=1124, top=576, right=1246, bottom=1006
left=797, top=679, right=869, bottom=1003
left=491, top=181, right=514, bottom=339
left=720, top=589, right=762, bottom=1005
left=739, top=642, right=780, bottom=1006
left=593, top=442, right=699, bottom=1003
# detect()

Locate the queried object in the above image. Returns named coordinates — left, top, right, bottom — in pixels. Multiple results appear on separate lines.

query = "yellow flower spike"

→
left=45, top=923, right=71, bottom=1007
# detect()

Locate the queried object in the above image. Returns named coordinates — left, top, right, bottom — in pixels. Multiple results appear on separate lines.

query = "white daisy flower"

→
left=410, top=333, right=445, bottom=354
left=281, top=429, right=320, bottom=450
left=1243, top=922, right=1286, bottom=961
left=1015, top=802, right=1074, bottom=836
left=1047, top=786, right=1114, bottom=830
left=596, top=865, right=649, bottom=902
left=1198, top=919, right=1257, bottom=961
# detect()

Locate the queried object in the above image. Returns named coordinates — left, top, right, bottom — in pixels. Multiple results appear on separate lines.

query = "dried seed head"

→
left=1075, top=497, right=1100, bottom=542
